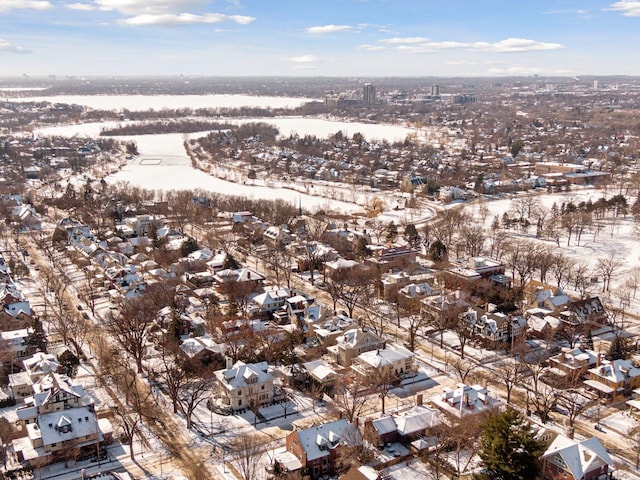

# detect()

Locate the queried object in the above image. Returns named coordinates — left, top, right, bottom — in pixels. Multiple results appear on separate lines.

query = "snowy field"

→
left=464, top=189, right=640, bottom=299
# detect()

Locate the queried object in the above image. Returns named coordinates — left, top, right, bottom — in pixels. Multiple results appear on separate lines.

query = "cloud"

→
left=289, top=54, right=320, bottom=64
left=306, top=24, right=352, bottom=34
left=376, top=37, right=564, bottom=54
left=64, top=2, right=96, bottom=10
left=608, top=1, right=640, bottom=16
left=0, top=38, right=31, bottom=53
left=119, top=12, right=254, bottom=26
left=93, top=0, right=210, bottom=15
left=487, top=65, right=572, bottom=75
left=357, top=44, right=386, bottom=51
left=543, top=8, right=591, bottom=18
left=382, top=36, right=430, bottom=45
left=0, top=0, right=52, bottom=11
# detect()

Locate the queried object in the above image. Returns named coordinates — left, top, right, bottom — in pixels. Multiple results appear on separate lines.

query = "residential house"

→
left=323, top=258, right=359, bottom=279
left=263, top=226, right=293, bottom=247
left=421, top=290, right=468, bottom=321
left=380, top=270, right=412, bottom=301
left=251, top=288, right=291, bottom=315
left=13, top=372, right=113, bottom=467
left=301, top=359, right=338, bottom=390
left=585, top=359, right=640, bottom=402
left=398, top=281, right=440, bottom=302
left=541, top=434, right=615, bottom=480
left=547, top=347, right=599, bottom=386
left=367, top=244, right=417, bottom=271
left=523, top=280, right=570, bottom=315
left=312, top=314, right=354, bottom=346
left=327, top=328, right=385, bottom=367
left=1, top=327, right=33, bottom=361
left=213, top=360, right=276, bottom=412
left=285, top=419, right=355, bottom=478
left=8, top=352, right=61, bottom=401
left=351, top=344, right=415, bottom=379
left=565, top=297, right=609, bottom=326
left=364, top=405, right=440, bottom=446
left=431, top=383, right=502, bottom=419
left=462, top=306, right=526, bottom=347
left=214, top=268, right=264, bottom=291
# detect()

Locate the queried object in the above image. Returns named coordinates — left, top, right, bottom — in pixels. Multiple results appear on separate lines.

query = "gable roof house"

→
left=586, top=359, right=640, bottom=403
left=364, top=404, right=440, bottom=446
left=13, top=372, right=113, bottom=467
left=565, top=297, right=609, bottom=326
left=541, top=434, right=615, bottom=480
left=285, top=419, right=355, bottom=479
left=430, top=383, right=502, bottom=419
left=351, top=344, right=415, bottom=379
left=327, top=328, right=385, bottom=367
left=547, top=347, right=600, bottom=386
left=523, top=280, right=570, bottom=314
left=462, top=306, right=526, bottom=347
left=213, top=360, right=276, bottom=412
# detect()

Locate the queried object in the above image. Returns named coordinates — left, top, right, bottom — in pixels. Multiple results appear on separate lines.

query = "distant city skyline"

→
left=1, top=1, right=640, bottom=77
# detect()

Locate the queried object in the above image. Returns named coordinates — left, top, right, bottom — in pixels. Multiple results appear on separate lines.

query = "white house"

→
left=213, top=360, right=276, bottom=412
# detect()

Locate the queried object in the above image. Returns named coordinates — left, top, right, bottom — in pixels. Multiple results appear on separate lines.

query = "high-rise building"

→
left=431, top=84, right=440, bottom=96
left=363, top=83, right=376, bottom=104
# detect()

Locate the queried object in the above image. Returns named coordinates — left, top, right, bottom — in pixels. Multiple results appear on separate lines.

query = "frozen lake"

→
left=6, top=94, right=313, bottom=111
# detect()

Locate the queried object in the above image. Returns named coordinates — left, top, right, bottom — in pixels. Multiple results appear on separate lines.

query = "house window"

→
left=261, top=385, right=265, bottom=390
left=238, top=400, right=242, bottom=406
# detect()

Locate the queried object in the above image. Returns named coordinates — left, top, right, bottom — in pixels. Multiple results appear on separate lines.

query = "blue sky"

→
left=1, top=0, right=640, bottom=77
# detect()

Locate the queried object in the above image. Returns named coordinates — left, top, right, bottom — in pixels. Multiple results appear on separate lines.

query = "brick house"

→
left=541, top=434, right=614, bottom=480
left=285, top=419, right=354, bottom=478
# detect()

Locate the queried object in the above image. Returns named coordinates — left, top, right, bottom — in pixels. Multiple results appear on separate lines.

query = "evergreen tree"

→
left=26, top=318, right=47, bottom=353
left=386, top=221, right=398, bottom=243
left=58, top=350, right=80, bottom=377
left=354, top=236, right=372, bottom=259
left=478, top=408, right=545, bottom=480
left=403, top=223, right=421, bottom=249
left=428, top=239, right=447, bottom=263
left=180, top=237, right=199, bottom=258
left=223, top=253, right=240, bottom=270
left=606, top=335, right=631, bottom=361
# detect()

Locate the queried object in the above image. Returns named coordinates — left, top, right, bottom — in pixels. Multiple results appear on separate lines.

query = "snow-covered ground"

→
left=464, top=189, right=640, bottom=313
left=7, top=94, right=313, bottom=111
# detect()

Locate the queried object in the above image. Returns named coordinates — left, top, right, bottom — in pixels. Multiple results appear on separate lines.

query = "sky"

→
left=1, top=0, right=640, bottom=77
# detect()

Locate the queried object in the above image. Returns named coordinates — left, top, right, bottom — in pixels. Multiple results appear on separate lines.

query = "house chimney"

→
left=416, top=393, right=423, bottom=406
left=596, top=353, right=601, bottom=368
left=225, top=356, right=233, bottom=370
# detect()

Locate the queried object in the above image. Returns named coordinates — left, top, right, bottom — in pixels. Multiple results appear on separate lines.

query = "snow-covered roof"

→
left=542, top=434, right=614, bottom=478
left=293, top=419, right=352, bottom=461
left=216, top=361, right=273, bottom=390
left=356, top=345, right=414, bottom=369
left=589, top=359, right=640, bottom=383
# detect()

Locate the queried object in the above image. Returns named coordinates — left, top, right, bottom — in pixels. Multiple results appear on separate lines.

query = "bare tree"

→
left=556, top=389, right=594, bottom=427
left=106, top=285, right=171, bottom=373
left=368, top=368, right=399, bottom=416
left=494, top=360, right=526, bottom=404
left=625, top=267, right=640, bottom=299
left=333, top=373, right=369, bottom=423
left=230, top=434, right=265, bottom=480
left=596, top=252, right=624, bottom=293
left=111, top=362, right=152, bottom=460
left=549, top=254, right=573, bottom=290
left=179, top=375, right=214, bottom=430
left=448, top=358, right=476, bottom=384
